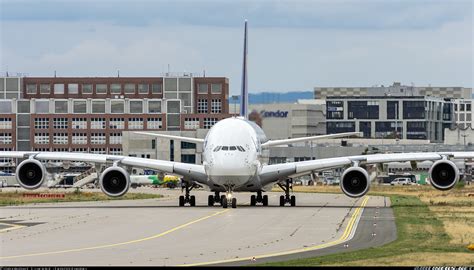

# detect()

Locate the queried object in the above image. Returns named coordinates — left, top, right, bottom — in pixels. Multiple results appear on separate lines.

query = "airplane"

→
left=0, top=20, right=468, bottom=208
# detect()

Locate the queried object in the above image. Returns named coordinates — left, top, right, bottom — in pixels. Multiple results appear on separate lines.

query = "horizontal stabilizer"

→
left=134, top=132, right=205, bottom=144
left=261, top=132, right=363, bottom=148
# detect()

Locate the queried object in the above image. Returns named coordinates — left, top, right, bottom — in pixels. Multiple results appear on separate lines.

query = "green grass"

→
left=0, top=190, right=163, bottom=206
left=261, top=195, right=471, bottom=266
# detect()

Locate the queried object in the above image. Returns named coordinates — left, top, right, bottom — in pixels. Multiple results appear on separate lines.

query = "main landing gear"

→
left=179, top=182, right=196, bottom=207
left=221, top=192, right=237, bottom=209
left=208, top=192, right=225, bottom=207
left=278, top=179, right=296, bottom=207
left=250, top=191, right=269, bottom=206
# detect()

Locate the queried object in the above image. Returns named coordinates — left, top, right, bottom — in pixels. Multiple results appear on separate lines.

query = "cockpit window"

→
left=214, top=145, right=246, bottom=152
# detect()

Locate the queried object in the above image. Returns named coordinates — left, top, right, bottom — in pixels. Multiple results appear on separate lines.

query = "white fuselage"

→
left=202, top=117, right=269, bottom=191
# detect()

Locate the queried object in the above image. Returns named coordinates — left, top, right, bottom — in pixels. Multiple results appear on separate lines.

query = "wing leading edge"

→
left=259, top=151, right=474, bottom=186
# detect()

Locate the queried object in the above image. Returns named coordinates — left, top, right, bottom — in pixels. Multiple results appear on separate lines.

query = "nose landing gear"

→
left=221, top=191, right=237, bottom=208
left=278, top=179, right=296, bottom=207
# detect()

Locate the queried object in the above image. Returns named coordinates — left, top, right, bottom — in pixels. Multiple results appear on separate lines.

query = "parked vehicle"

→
left=390, top=177, right=411, bottom=186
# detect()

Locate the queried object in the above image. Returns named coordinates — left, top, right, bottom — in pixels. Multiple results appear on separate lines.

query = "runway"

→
left=0, top=188, right=394, bottom=266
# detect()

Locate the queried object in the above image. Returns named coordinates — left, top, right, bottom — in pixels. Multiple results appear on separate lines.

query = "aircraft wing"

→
left=261, top=132, right=362, bottom=148
left=0, top=151, right=208, bottom=185
left=133, top=132, right=205, bottom=144
left=259, top=151, right=474, bottom=185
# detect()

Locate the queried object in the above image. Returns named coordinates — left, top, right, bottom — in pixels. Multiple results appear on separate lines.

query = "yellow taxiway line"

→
left=178, top=196, right=370, bottom=266
left=0, top=222, right=27, bottom=233
left=0, top=208, right=230, bottom=260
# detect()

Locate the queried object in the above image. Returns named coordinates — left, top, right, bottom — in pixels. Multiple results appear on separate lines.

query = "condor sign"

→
left=260, top=110, right=289, bottom=118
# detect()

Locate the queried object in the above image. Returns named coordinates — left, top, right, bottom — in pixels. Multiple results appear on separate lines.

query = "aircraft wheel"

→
left=222, top=197, right=228, bottom=208
left=232, top=198, right=237, bottom=208
left=262, top=195, right=269, bottom=206
left=290, top=195, right=296, bottom=207
left=279, top=195, right=285, bottom=206
left=190, top=195, right=196, bottom=207
left=208, top=195, right=214, bottom=206
left=220, top=195, right=226, bottom=205
left=250, top=195, right=256, bottom=206
left=179, top=196, right=185, bottom=207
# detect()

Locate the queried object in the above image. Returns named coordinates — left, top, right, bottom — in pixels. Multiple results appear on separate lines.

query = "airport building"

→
left=0, top=74, right=231, bottom=170
left=314, top=82, right=472, bottom=100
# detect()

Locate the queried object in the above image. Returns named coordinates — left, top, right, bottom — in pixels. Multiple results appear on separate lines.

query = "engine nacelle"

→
left=99, top=167, right=130, bottom=197
left=340, top=167, right=370, bottom=198
left=16, top=159, right=46, bottom=190
left=429, top=160, right=459, bottom=191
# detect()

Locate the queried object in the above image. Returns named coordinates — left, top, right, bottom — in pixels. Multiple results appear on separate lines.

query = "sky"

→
left=0, top=0, right=473, bottom=94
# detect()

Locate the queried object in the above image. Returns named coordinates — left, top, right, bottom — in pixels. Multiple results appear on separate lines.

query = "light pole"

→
left=231, top=95, right=239, bottom=116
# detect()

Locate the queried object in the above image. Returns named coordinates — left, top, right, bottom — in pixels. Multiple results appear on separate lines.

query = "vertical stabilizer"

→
left=240, top=20, right=248, bottom=118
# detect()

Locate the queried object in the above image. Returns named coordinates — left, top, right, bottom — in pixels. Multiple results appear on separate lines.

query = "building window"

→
left=148, top=100, right=161, bottom=113
left=110, top=118, right=125, bottom=129
left=181, top=142, right=196, bottom=149
left=40, top=84, right=51, bottom=94
left=348, top=101, right=379, bottom=120
left=211, top=84, right=222, bottom=94
left=91, top=118, right=106, bottom=129
left=34, top=133, right=49, bottom=144
left=467, top=103, right=471, bottom=112
left=375, top=122, right=403, bottom=139
left=125, top=84, right=135, bottom=94
left=68, top=84, right=79, bottom=94
left=53, top=133, right=68, bottom=144
left=130, top=100, right=143, bottom=113
left=53, top=118, right=68, bottom=129
left=73, top=100, right=87, bottom=113
left=90, top=133, right=106, bottom=144
left=82, top=84, right=93, bottom=94
left=27, top=84, right=37, bottom=94
left=92, top=100, right=106, bottom=113
left=211, top=99, right=222, bottom=113
left=203, top=117, right=218, bottom=129
left=54, top=84, right=65, bottom=94
left=0, top=133, right=12, bottom=144
left=109, top=148, right=123, bottom=155
left=198, top=84, right=208, bottom=94
left=71, top=148, right=87, bottom=153
left=34, top=118, right=49, bottom=129
left=55, top=100, right=68, bottom=113
left=0, top=118, right=13, bottom=129
left=138, top=84, right=149, bottom=94
left=326, top=101, right=344, bottom=119
left=128, top=118, right=144, bottom=129
left=147, top=118, right=162, bottom=129
left=91, top=148, right=106, bottom=154
left=96, top=84, right=107, bottom=94
left=35, top=100, right=49, bottom=113
left=72, top=133, right=87, bottom=144
left=111, top=100, right=125, bottom=113
left=403, top=101, right=425, bottom=119
left=198, top=99, right=208, bottom=113
left=110, top=84, right=121, bottom=94
left=152, top=83, right=162, bottom=94
left=110, top=133, right=122, bottom=144
left=184, top=118, right=200, bottom=129
left=72, top=118, right=87, bottom=129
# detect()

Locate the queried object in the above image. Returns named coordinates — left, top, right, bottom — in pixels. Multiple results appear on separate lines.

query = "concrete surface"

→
left=0, top=188, right=391, bottom=266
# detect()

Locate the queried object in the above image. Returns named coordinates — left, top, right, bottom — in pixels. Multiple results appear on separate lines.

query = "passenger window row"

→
left=213, top=146, right=245, bottom=152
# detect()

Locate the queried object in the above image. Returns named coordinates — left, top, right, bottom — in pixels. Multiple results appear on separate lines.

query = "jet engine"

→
left=99, top=167, right=130, bottom=197
left=15, top=159, right=46, bottom=190
left=428, top=160, right=459, bottom=191
left=340, top=167, right=370, bottom=198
